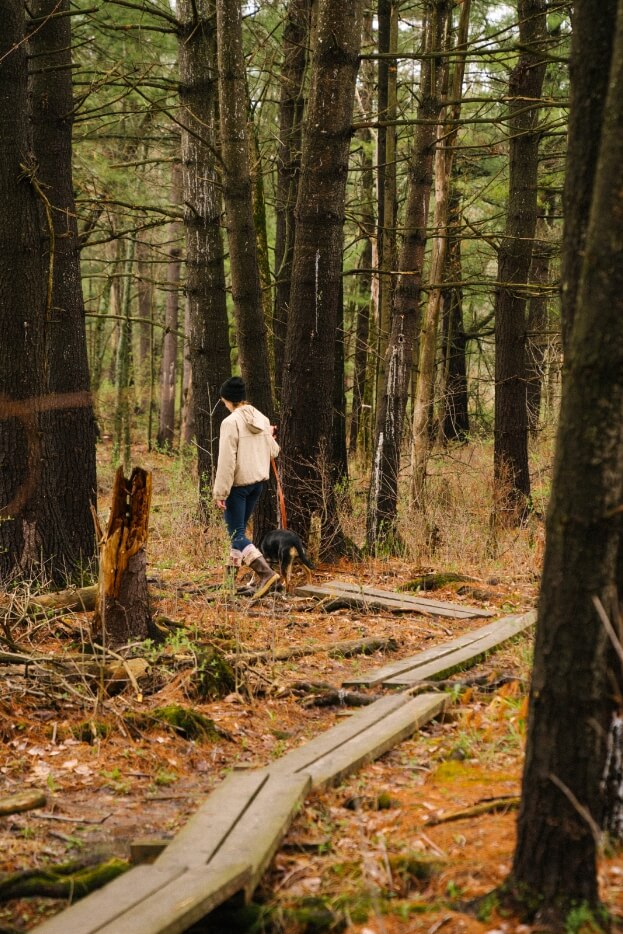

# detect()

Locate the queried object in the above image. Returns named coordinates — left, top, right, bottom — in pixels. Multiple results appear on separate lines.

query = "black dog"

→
left=260, top=529, right=315, bottom=593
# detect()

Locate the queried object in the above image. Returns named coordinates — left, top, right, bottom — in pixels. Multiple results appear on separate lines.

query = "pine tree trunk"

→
left=216, top=0, right=273, bottom=418
left=178, top=0, right=231, bottom=501
left=0, top=2, right=58, bottom=582
left=157, top=165, right=182, bottom=450
left=280, top=0, right=365, bottom=555
left=273, top=0, right=312, bottom=402
left=367, top=0, right=451, bottom=554
left=28, top=0, right=98, bottom=581
left=492, top=0, right=547, bottom=525
left=507, top=2, right=623, bottom=921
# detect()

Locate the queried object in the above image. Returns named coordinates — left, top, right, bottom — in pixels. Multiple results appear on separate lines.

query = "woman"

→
left=213, top=376, right=281, bottom=597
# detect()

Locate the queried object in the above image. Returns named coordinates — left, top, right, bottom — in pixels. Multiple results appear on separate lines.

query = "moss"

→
left=400, top=572, right=473, bottom=592
left=194, top=647, right=236, bottom=700
left=147, top=705, right=222, bottom=741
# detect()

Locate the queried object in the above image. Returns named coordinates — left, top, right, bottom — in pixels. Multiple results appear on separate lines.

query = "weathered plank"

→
left=33, top=864, right=188, bottom=934
left=342, top=616, right=521, bottom=687
left=296, top=580, right=493, bottom=619
left=291, top=693, right=447, bottom=788
left=272, top=692, right=446, bottom=787
left=206, top=771, right=310, bottom=895
left=345, top=611, right=536, bottom=688
left=155, top=769, right=268, bottom=868
left=93, top=863, right=249, bottom=934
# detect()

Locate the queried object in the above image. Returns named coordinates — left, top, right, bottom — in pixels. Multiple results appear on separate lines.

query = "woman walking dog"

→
left=213, top=376, right=281, bottom=598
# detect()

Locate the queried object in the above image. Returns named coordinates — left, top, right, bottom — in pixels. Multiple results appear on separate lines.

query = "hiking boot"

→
left=248, top=555, right=281, bottom=598
left=241, top=545, right=281, bottom=598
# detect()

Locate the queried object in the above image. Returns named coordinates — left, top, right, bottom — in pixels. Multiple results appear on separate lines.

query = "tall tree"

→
left=273, top=0, right=312, bottom=401
left=178, top=0, right=231, bottom=499
left=280, top=0, right=365, bottom=553
left=216, top=0, right=273, bottom=418
left=492, top=0, right=548, bottom=525
left=504, top=0, right=623, bottom=924
left=1, top=0, right=95, bottom=584
left=411, top=0, right=468, bottom=504
left=367, top=0, right=451, bottom=553
left=28, top=0, right=98, bottom=577
left=157, top=163, right=182, bottom=449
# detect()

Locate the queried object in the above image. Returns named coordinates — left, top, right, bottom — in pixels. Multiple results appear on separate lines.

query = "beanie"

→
left=219, top=376, right=247, bottom=403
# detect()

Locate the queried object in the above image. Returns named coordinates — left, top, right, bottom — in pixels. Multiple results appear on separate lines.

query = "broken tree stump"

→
left=92, top=467, right=152, bottom=649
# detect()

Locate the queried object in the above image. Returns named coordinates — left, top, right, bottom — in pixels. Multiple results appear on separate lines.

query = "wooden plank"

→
left=94, top=863, right=250, bottom=934
left=296, top=580, right=493, bottom=619
left=342, top=616, right=515, bottom=687
left=271, top=692, right=413, bottom=776
left=383, top=611, right=536, bottom=687
left=33, top=864, right=187, bottom=934
left=294, top=693, right=447, bottom=788
left=204, top=771, right=310, bottom=895
left=156, top=769, right=268, bottom=868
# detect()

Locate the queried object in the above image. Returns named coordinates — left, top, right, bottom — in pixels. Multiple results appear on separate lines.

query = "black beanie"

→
left=219, top=376, right=246, bottom=403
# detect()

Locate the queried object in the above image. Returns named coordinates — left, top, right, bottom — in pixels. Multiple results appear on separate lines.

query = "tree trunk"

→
left=157, top=164, right=182, bottom=450
left=349, top=12, right=376, bottom=460
left=113, top=239, right=135, bottom=473
left=136, top=237, right=154, bottom=409
left=178, top=0, right=231, bottom=502
left=273, top=0, right=312, bottom=403
left=0, top=2, right=57, bottom=583
left=559, top=0, right=618, bottom=356
left=375, top=0, right=399, bottom=428
left=525, top=206, right=555, bottom=435
left=438, top=190, right=469, bottom=443
left=93, top=467, right=152, bottom=649
left=492, top=0, right=547, bottom=526
left=367, top=0, right=451, bottom=554
left=280, top=0, right=365, bottom=556
left=506, top=1, right=623, bottom=922
left=28, top=0, right=98, bottom=581
left=216, top=0, right=273, bottom=419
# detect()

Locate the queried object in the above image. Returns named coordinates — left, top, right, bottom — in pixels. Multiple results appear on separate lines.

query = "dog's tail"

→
left=295, top=542, right=315, bottom=569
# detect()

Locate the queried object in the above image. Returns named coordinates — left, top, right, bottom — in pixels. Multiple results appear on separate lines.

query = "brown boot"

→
left=248, top=555, right=280, bottom=599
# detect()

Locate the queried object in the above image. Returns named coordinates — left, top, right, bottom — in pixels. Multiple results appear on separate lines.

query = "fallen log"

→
left=229, top=635, right=399, bottom=666
left=0, top=791, right=46, bottom=817
left=425, top=795, right=520, bottom=825
left=0, top=857, right=128, bottom=901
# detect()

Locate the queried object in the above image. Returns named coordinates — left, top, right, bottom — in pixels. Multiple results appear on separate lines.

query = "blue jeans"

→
left=224, top=482, right=265, bottom=552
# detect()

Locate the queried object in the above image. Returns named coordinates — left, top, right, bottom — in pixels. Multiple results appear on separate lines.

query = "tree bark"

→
left=492, top=0, right=547, bottom=526
left=411, top=0, right=468, bottom=504
left=273, top=0, right=312, bottom=403
left=559, top=0, right=618, bottom=355
left=26, top=0, right=98, bottom=582
left=367, top=0, right=451, bottom=554
left=507, top=1, right=623, bottom=921
left=0, top=2, right=58, bottom=583
left=93, top=467, right=152, bottom=649
left=157, top=164, right=182, bottom=450
left=280, top=0, right=365, bottom=555
left=178, top=0, right=231, bottom=501
left=216, top=0, right=273, bottom=418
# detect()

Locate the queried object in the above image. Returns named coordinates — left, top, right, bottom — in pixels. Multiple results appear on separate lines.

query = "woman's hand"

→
left=215, top=499, right=226, bottom=511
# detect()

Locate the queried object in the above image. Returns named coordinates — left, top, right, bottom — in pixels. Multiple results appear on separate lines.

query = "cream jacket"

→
left=212, top=405, right=280, bottom=501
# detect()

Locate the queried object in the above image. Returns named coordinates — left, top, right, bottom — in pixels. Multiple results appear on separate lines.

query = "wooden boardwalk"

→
left=296, top=579, right=495, bottom=618
left=34, top=607, right=534, bottom=934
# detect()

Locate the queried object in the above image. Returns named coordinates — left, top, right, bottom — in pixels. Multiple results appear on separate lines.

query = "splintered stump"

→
left=93, top=467, right=152, bottom=649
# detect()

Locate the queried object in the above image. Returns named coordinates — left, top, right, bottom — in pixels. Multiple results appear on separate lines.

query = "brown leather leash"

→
left=271, top=457, right=288, bottom=529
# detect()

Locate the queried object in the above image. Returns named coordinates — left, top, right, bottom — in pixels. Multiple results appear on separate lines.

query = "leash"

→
left=271, top=457, right=288, bottom=529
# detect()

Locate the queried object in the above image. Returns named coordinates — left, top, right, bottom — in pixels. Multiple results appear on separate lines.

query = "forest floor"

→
left=1, top=441, right=621, bottom=934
